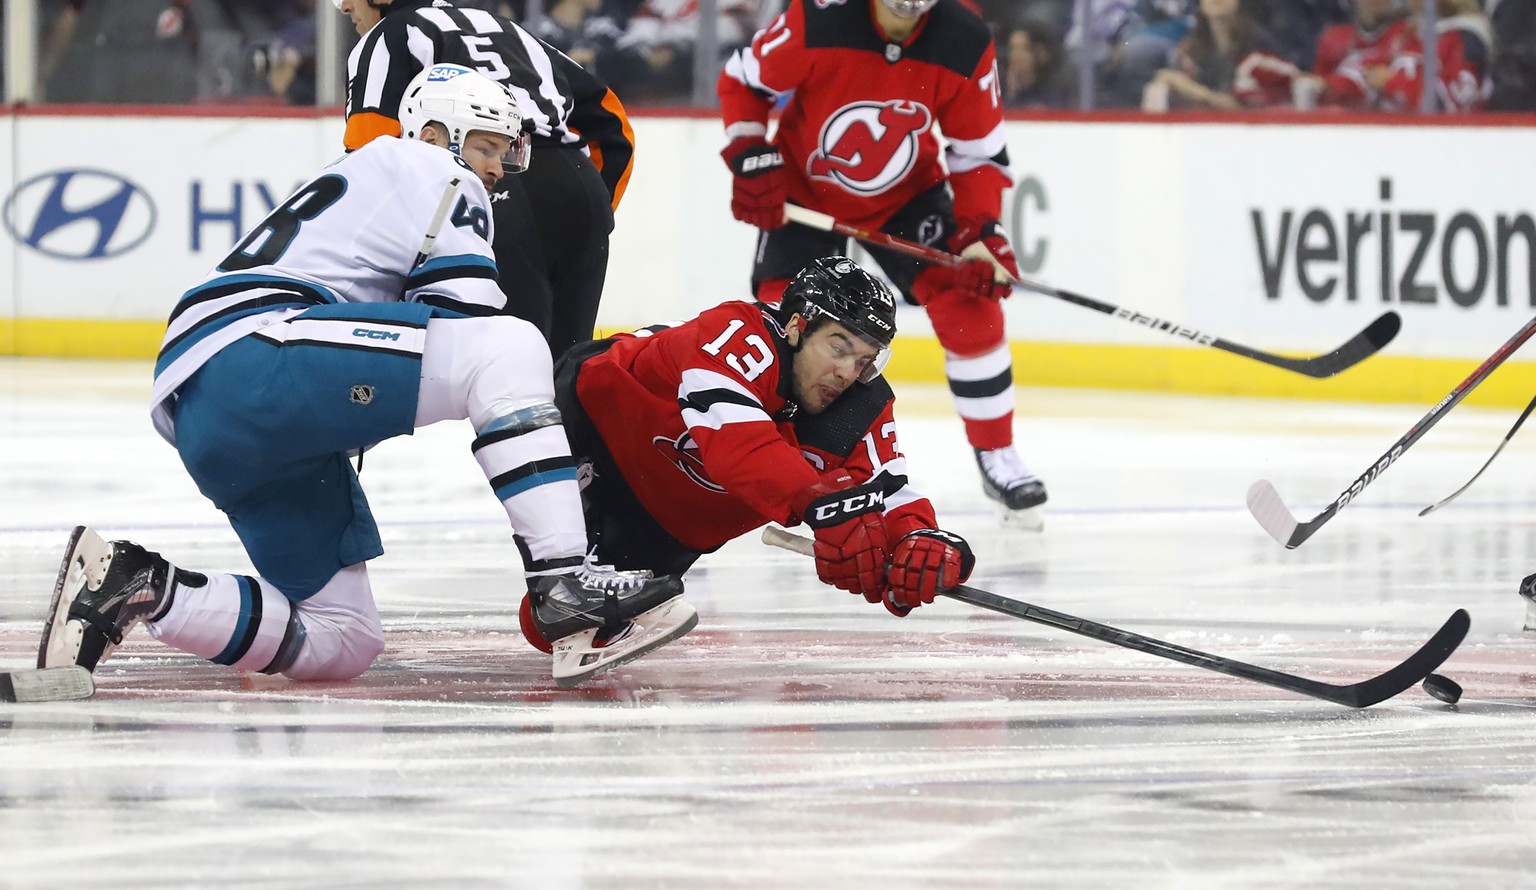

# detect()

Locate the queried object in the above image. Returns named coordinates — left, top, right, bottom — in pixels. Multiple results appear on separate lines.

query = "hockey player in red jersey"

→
left=539, top=257, right=976, bottom=637
left=716, top=0, right=1047, bottom=526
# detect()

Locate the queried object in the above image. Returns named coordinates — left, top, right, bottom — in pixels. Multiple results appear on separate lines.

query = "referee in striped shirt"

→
left=337, top=0, right=637, bottom=357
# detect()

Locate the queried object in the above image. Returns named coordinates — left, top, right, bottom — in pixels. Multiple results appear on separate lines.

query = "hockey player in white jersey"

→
left=38, top=64, right=694, bottom=690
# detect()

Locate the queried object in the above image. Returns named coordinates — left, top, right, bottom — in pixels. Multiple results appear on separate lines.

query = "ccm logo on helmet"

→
left=813, top=490, right=884, bottom=523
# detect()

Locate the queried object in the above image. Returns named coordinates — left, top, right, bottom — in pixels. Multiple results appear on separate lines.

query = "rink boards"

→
left=1, top=110, right=1534, bottom=405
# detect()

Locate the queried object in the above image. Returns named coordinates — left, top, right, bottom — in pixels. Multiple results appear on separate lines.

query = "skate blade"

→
left=551, top=598, right=699, bottom=688
left=38, top=526, right=114, bottom=670
left=998, top=504, right=1045, bottom=532
left=0, top=666, right=95, bottom=702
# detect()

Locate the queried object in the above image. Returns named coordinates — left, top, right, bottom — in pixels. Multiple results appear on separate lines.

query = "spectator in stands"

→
left=1292, top=0, right=1413, bottom=110
left=1262, top=0, right=1351, bottom=71
left=1489, top=0, right=1536, bottom=110
left=1062, top=0, right=1197, bottom=108
left=39, top=0, right=89, bottom=101
left=1374, top=0, right=1493, bottom=112
left=1003, top=18, right=1076, bottom=108
left=533, top=0, right=624, bottom=71
left=1010, top=0, right=1075, bottom=35
left=1112, top=1, right=1197, bottom=105
left=1142, top=0, right=1291, bottom=110
left=1291, top=0, right=1492, bottom=112
left=251, top=0, right=317, bottom=105
left=600, top=0, right=760, bottom=103
left=36, top=0, right=201, bottom=103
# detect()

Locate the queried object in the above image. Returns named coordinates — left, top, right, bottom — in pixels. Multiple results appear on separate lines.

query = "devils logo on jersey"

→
left=654, top=431, right=727, bottom=493
left=807, top=100, right=933, bottom=196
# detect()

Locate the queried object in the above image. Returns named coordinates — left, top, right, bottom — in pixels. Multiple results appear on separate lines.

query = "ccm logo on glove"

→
left=809, top=490, right=884, bottom=525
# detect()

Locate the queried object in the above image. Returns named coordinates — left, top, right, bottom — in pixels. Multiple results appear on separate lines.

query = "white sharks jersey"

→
left=150, top=136, right=505, bottom=442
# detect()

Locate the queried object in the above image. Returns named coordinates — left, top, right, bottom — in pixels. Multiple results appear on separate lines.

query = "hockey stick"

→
left=1248, top=313, right=1536, bottom=548
left=1419, top=392, right=1536, bottom=517
left=782, top=203, right=1400, bottom=379
left=0, top=666, right=94, bottom=702
left=413, top=175, right=463, bottom=269
left=762, top=526, right=1466, bottom=708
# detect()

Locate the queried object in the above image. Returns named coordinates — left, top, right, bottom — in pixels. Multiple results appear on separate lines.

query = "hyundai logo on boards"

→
left=2, top=169, right=157, bottom=260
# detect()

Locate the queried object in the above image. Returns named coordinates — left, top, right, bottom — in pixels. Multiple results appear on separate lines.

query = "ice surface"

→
left=2, top=357, right=1534, bottom=888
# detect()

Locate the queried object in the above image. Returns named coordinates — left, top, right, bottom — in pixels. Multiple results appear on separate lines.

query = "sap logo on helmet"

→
left=2, top=169, right=155, bottom=261
left=427, top=64, right=469, bottom=82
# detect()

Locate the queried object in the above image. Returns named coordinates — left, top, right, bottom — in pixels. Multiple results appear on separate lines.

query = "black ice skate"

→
left=1521, top=572, right=1536, bottom=632
left=974, top=446, right=1048, bottom=529
left=520, top=560, right=695, bottom=688
left=39, top=526, right=173, bottom=672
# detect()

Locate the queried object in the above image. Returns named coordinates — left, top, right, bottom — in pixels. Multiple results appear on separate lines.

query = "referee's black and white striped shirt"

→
left=345, top=0, right=636, bottom=208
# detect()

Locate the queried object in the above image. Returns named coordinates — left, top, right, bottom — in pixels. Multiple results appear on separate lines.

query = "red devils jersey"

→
left=575, top=301, right=937, bottom=552
left=718, top=0, right=1011, bottom=230
left=1312, top=18, right=1415, bottom=107
left=1378, top=16, right=1493, bottom=113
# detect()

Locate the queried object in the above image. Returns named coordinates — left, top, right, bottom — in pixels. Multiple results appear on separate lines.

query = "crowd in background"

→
left=4, top=0, right=1534, bottom=111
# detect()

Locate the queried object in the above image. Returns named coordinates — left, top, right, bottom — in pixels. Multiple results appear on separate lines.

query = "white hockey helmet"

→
left=399, top=64, right=531, bottom=173
left=878, top=0, right=940, bottom=18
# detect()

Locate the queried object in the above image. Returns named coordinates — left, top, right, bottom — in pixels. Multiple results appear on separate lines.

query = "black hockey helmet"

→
left=780, top=256, right=896, bottom=383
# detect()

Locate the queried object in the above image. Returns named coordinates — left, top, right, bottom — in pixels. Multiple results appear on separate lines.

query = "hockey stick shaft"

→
left=1419, top=391, right=1536, bottom=517
left=782, top=204, right=1400, bottom=379
left=762, top=527, right=1466, bottom=708
left=1249, top=312, right=1536, bottom=547
left=413, top=175, right=463, bottom=269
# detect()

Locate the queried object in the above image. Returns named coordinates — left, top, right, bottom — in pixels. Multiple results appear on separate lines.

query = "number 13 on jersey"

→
left=700, top=318, right=774, bottom=381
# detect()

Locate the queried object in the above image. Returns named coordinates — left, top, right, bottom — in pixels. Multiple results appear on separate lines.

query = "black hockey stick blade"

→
left=943, top=581, right=1467, bottom=708
left=1048, top=287, right=1400, bottom=379
left=1290, top=608, right=1469, bottom=708
left=1420, top=392, right=1536, bottom=517
left=761, top=527, right=1466, bottom=708
left=1213, top=309, right=1401, bottom=378
left=0, top=666, right=94, bottom=702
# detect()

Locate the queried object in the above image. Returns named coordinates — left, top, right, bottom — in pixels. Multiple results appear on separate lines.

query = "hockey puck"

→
left=1421, top=673, right=1462, bottom=705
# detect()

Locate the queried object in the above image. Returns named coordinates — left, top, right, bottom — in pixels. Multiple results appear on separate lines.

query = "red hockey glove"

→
left=722, top=137, right=788, bottom=231
left=951, top=218, right=1020, bottom=300
left=792, top=471, right=890, bottom=603
left=912, top=256, right=997, bottom=306
left=886, top=529, right=975, bottom=614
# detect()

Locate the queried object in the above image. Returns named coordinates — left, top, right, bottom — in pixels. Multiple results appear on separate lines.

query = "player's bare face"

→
left=336, top=0, right=384, bottom=35
left=792, top=322, right=880, bottom=414
left=460, top=131, right=513, bottom=190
